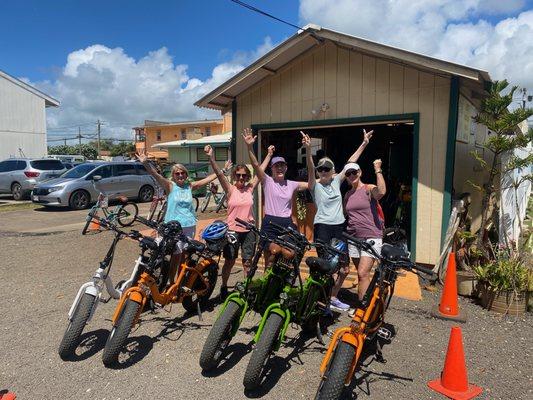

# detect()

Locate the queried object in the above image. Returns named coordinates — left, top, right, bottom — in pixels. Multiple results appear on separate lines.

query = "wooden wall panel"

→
left=260, top=82, right=271, bottom=124
left=336, top=47, right=350, bottom=118
left=301, top=53, right=314, bottom=122
left=324, top=42, right=337, bottom=120
left=270, top=75, right=281, bottom=123
left=280, top=68, right=292, bottom=122
left=313, top=46, right=325, bottom=119
left=349, top=52, right=363, bottom=116
left=375, top=59, right=390, bottom=115
left=362, top=55, right=376, bottom=116
left=291, top=61, right=303, bottom=122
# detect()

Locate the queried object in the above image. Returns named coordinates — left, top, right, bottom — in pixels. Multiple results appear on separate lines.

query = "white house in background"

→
left=0, top=69, right=59, bottom=160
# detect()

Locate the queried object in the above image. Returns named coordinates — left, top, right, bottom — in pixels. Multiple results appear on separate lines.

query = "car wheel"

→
left=11, top=182, right=23, bottom=201
left=138, top=185, right=154, bottom=203
left=69, top=190, right=90, bottom=210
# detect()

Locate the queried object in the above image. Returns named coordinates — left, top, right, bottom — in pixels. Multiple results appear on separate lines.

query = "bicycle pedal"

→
left=377, top=327, right=392, bottom=340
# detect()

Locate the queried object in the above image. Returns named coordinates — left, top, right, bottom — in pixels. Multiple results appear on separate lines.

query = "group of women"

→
left=136, top=126, right=386, bottom=313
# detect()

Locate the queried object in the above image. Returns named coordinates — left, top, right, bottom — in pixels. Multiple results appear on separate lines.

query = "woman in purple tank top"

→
left=336, top=159, right=386, bottom=309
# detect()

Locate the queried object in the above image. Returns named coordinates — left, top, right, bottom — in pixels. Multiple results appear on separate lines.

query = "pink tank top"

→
left=226, top=184, right=255, bottom=232
left=344, top=186, right=383, bottom=239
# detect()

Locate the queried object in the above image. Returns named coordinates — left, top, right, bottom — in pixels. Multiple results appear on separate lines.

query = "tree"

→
left=471, top=80, right=533, bottom=258
left=110, top=142, right=135, bottom=157
left=48, top=144, right=98, bottom=160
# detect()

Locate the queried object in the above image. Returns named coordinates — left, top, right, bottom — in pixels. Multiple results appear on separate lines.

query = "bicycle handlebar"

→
left=135, top=215, right=159, bottom=230
left=342, top=232, right=380, bottom=258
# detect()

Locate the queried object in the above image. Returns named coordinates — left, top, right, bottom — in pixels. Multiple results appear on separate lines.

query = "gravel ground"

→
left=0, top=213, right=532, bottom=399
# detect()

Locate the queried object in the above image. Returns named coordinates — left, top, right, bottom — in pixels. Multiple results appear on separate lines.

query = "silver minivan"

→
left=0, top=158, right=66, bottom=200
left=31, top=162, right=156, bottom=209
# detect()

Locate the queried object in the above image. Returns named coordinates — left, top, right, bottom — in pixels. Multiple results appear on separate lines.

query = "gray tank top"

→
left=344, top=186, right=383, bottom=239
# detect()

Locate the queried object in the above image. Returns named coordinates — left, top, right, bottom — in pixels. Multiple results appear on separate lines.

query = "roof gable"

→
left=0, top=69, right=60, bottom=107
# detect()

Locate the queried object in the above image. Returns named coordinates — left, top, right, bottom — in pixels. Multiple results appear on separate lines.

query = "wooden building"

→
left=195, top=25, right=492, bottom=266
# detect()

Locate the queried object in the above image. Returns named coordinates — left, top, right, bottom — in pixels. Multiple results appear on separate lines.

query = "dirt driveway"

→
left=0, top=206, right=531, bottom=399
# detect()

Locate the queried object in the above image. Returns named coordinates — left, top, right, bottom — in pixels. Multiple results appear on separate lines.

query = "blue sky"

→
left=1, top=0, right=297, bottom=82
left=1, top=0, right=531, bottom=139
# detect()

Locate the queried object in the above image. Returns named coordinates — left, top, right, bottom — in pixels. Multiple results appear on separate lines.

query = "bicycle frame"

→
left=111, top=249, right=216, bottom=326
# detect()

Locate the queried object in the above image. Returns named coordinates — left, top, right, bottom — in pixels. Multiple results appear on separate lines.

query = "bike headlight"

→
left=47, top=186, right=63, bottom=193
left=280, top=292, right=289, bottom=302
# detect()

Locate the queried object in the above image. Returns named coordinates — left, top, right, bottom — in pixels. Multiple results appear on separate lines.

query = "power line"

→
left=229, top=0, right=303, bottom=31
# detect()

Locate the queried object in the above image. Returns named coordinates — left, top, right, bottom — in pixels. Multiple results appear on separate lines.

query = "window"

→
left=2, top=160, right=19, bottom=172
left=88, top=165, right=112, bottom=179
left=196, top=148, right=209, bottom=162
left=215, top=147, right=228, bottom=161
left=114, top=164, right=137, bottom=176
left=135, top=164, right=149, bottom=175
left=156, top=130, right=161, bottom=141
left=181, top=128, right=186, bottom=140
left=16, top=161, right=27, bottom=170
left=30, top=160, right=63, bottom=170
left=205, top=127, right=211, bottom=136
left=0, top=161, right=8, bottom=172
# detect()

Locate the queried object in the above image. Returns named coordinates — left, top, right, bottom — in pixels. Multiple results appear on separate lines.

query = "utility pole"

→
left=63, top=138, right=67, bottom=146
left=78, top=127, right=82, bottom=155
left=97, top=119, right=101, bottom=159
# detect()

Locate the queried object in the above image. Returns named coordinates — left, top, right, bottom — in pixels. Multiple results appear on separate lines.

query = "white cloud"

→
left=35, top=37, right=275, bottom=140
left=299, top=0, right=533, bottom=89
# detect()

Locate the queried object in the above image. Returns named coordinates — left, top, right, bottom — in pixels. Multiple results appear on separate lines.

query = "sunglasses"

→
left=235, top=173, right=249, bottom=179
left=173, top=172, right=187, bottom=176
left=316, top=167, right=332, bottom=173
left=345, top=170, right=359, bottom=177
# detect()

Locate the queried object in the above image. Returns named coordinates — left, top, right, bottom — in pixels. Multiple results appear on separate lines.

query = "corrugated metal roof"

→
left=195, top=24, right=491, bottom=111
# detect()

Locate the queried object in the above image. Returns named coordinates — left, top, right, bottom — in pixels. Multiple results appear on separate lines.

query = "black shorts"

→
left=313, top=223, right=345, bottom=258
left=260, top=215, right=297, bottom=247
left=223, top=230, right=257, bottom=261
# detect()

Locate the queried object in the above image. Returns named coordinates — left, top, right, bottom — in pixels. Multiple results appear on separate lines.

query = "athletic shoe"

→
left=348, top=308, right=356, bottom=318
left=329, top=297, right=350, bottom=312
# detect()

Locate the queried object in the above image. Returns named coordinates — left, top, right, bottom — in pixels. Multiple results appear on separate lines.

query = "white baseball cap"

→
left=343, top=163, right=360, bottom=173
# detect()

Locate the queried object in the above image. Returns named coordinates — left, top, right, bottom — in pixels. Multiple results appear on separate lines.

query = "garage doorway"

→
left=257, top=120, right=416, bottom=250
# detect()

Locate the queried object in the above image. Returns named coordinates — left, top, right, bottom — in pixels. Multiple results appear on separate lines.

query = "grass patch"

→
left=0, top=202, right=39, bottom=212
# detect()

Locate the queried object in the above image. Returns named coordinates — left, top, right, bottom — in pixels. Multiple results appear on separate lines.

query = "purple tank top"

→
left=344, top=186, right=383, bottom=239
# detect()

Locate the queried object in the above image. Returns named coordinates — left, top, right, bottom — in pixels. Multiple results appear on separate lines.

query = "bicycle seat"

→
left=187, top=239, right=206, bottom=253
left=117, top=196, right=128, bottom=203
left=305, top=257, right=337, bottom=275
left=140, top=237, right=158, bottom=250
left=269, top=242, right=296, bottom=260
left=381, top=243, right=409, bottom=262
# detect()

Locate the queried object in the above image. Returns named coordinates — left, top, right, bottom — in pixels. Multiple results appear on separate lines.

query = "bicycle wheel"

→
left=199, top=301, right=242, bottom=371
left=243, top=312, right=284, bottom=390
left=193, top=197, right=199, bottom=212
left=58, top=293, right=96, bottom=359
left=182, top=262, right=218, bottom=313
left=156, top=201, right=167, bottom=224
left=82, top=208, right=97, bottom=235
left=102, top=298, right=141, bottom=367
left=215, top=194, right=228, bottom=213
left=200, top=194, right=211, bottom=213
left=147, top=200, right=158, bottom=221
left=315, top=341, right=356, bottom=400
left=117, top=202, right=138, bottom=227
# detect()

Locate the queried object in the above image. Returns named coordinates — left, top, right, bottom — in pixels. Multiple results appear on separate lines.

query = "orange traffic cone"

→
left=431, top=252, right=466, bottom=322
left=87, top=216, right=101, bottom=232
left=428, top=326, right=482, bottom=400
left=0, top=391, right=17, bottom=400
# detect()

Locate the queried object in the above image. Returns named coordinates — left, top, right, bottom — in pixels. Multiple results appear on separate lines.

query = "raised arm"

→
left=204, top=145, right=232, bottom=195
left=243, top=128, right=267, bottom=183
left=301, top=131, right=316, bottom=191
left=251, top=144, right=274, bottom=188
left=370, top=159, right=386, bottom=200
left=136, top=152, right=172, bottom=194
left=339, top=129, right=373, bottom=181
left=191, top=158, right=232, bottom=190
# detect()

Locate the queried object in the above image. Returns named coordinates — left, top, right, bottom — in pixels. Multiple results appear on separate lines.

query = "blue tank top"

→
left=164, top=182, right=197, bottom=227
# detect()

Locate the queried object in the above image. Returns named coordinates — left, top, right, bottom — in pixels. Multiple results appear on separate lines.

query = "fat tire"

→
left=315, top=341, right=356, bottom=400
left=243, top=313, right=284, bottom=391
left=58, top=293, right=96, bottom=359
left=117, top=202, right=138, bottom=227
left=102, top=298, right=140, bottom=367
left=200, top=194, right=211, bottom=213
left=182, top=263, right=218, bottom=313
left=199, top=301, right=241, bottom=371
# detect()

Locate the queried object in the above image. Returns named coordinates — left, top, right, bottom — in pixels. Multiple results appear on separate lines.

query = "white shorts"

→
left=173, top=226, right=196, bottom=254
left=348, top=238, right=382, bottom=259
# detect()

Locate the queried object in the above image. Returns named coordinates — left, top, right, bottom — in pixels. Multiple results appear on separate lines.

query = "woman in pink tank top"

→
left=340, top=159, right=386, bottom=306
left=206, top=144, right=273, bottom=299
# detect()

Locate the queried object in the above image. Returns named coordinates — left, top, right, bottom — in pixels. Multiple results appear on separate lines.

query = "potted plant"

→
left=473, top=251, right=532, bottom=315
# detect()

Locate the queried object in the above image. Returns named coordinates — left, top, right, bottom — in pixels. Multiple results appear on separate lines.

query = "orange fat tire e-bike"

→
left=102, top=221, right=220, bottom=367
left=315, top=232, right=433, bottom=400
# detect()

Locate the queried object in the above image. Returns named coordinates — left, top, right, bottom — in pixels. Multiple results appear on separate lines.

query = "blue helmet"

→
left=331, top=238, right=347, bottom=253
left=202, top=220, right=228, bottom=241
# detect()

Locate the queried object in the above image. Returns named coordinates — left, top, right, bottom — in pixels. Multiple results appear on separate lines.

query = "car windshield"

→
left=30, top=160, right=64, bottom=170
left=60, top=163, right=97, bottom=178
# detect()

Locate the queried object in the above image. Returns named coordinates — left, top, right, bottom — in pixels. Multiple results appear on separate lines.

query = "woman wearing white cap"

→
left=343, top=157, right=386, bottom=314
left=243, top=128, right=308, bottom=267
left=301, top=129, right=373, bottom=312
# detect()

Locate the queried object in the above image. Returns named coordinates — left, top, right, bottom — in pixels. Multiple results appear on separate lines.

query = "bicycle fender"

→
left=111, top=287, right=144, bottom=324
left=253, top=303, right=290, bottom=347
left=319, top=327, right=352, bottom=375
left=84, top=285, right=99, bottom=297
